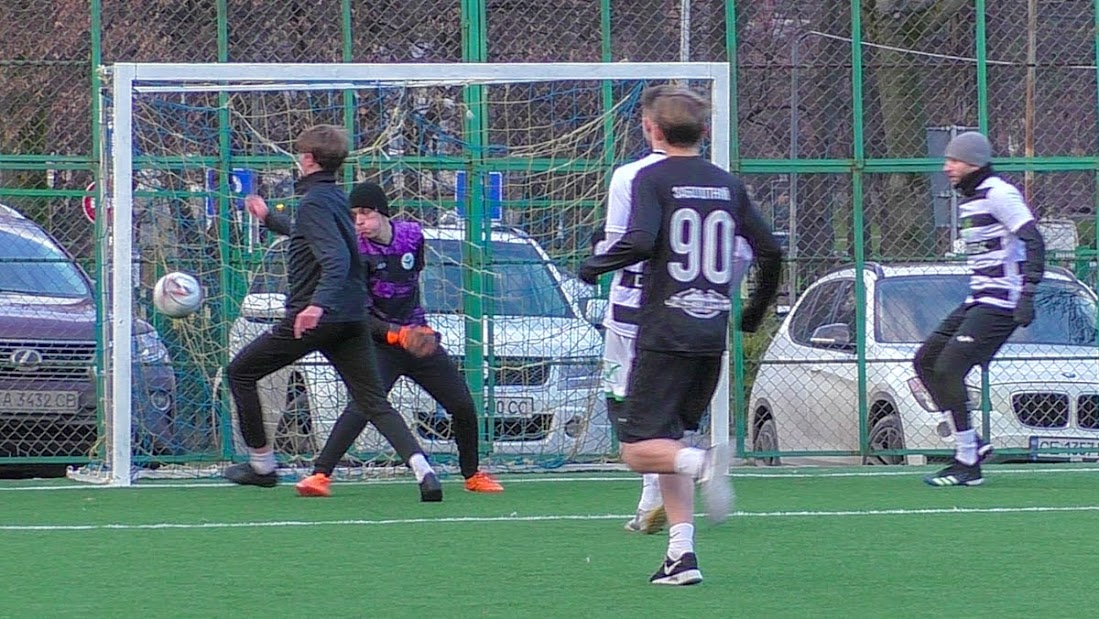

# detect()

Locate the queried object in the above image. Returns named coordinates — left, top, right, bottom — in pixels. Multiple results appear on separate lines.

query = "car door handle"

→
left=809, top=365, right=825, bottom=373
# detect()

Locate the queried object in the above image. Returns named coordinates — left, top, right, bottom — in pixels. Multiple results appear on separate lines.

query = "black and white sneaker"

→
left=419, top=472, right=443, bottom=502
left=223, top=462, right=278, bottom=488
left=924, top=460, right=983, bottom=487
left=649, top=552, right=703, bottom=586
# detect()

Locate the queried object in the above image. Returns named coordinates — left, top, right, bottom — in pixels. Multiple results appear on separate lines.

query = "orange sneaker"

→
left=295, top=473, right=331, bottom=497
left=464, top=471, right=504, bottom=493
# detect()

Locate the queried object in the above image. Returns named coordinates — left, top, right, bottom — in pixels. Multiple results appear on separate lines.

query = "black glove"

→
left=740, top=303, right=768, bottom=333
left=1014, top=291, right=1035, bottom=327
left=578, top=262, right=600, bottom=285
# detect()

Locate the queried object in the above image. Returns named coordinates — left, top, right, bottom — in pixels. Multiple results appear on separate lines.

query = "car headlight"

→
left=558, top=360, right=600, bottom=390
left=906, top=377, right=937, bottom=412
left=966, top=385, right=983, bottom=411
left=134, top=331, right=169, bottom=363
left=907, top=376, right=983, bottom=411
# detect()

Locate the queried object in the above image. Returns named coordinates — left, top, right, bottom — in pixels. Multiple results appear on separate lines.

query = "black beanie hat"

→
left=348, top=181, right=390, bottom=217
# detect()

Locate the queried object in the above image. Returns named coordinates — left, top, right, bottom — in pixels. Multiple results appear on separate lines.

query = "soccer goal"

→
left=82, top=62, right=731, bottom=486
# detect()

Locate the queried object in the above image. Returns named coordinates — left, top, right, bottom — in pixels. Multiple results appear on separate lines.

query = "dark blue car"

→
left=0, top=205, right=177, bottom=460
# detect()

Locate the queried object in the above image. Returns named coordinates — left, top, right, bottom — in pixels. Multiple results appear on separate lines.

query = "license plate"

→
left=493, top=397, right=535, bottom=417
left=0, top=390, right=80, bottom=413
left=1029, top=436, right=1099, bottom=460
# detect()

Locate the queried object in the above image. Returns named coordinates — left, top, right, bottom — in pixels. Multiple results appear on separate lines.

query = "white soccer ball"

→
left=153, top=271, right=204, bottom=318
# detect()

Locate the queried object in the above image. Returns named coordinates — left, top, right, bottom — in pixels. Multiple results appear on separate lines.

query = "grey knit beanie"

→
left=944, top=131, right=992, bottom=167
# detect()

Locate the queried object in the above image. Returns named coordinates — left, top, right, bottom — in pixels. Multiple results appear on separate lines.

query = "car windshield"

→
left=423, top=239, right=574, bottom=318
left=250, top=237, right=575, bottom=319
left=876, top=274, right=1098, bottom=346
left=0, top=228, right=90, bottom=298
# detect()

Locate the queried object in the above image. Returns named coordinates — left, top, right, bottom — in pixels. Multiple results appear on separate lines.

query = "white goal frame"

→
left=102, top=62, right=732, bottom=486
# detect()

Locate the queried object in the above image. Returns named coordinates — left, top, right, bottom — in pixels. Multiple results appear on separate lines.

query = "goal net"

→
left=79, top=62, right=730, bottom=485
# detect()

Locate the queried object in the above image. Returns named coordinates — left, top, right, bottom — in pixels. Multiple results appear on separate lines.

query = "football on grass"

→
left=153, top=272, right=204, bottom=318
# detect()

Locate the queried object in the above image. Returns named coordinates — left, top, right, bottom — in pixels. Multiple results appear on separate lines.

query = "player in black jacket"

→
left=579, top=86, right=782, bottom=585
left=224, top=124, right=442, bottom=502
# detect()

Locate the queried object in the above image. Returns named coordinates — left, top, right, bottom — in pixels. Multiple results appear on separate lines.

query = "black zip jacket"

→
left=280, top=171, right=365, bottom=323
left=265, top=207, right=392, bottom=341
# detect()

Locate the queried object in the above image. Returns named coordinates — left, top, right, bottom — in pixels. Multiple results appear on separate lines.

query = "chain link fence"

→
left=0, top=1, right=1096, bottom=470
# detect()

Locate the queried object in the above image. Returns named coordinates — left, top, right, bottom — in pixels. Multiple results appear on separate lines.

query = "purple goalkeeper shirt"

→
left=359, top=220, right=428, bottom=327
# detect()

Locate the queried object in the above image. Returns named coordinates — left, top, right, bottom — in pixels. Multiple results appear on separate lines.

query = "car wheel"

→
left=275, top=377, right=316, bottom=458
left=752, top=415, right=781, bottom=466
left=864, top=411, right=905, bottom=465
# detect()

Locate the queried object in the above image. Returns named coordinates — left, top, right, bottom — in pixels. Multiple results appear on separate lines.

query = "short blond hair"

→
left=640, top=85, right=709, bottom=147
left=295, top=124, right=350, bottom=172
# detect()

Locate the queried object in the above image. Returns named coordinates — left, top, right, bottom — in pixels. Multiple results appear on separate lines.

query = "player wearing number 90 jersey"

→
left=578, top=85, right=782, bottom=586
left=633, top=167, right=774, bottom=353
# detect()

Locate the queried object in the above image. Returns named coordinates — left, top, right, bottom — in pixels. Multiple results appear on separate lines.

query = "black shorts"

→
left=617, top=350, right=723, bottom=443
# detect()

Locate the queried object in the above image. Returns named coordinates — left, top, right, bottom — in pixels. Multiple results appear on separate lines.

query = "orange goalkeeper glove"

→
left=386, top=325, right=438, bottom=357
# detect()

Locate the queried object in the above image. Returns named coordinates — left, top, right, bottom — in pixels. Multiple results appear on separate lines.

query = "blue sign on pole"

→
left=455, top=171, right=503, bottom=221
left=205, top=168, right=256, bottom=219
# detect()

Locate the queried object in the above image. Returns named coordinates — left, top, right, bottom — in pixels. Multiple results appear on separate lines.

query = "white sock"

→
left=408, top=453, right=434, bottom=483
left=955, top=429, right=978, bottom=465
left=667, top=523, right=695, bottom=560
left=637, top=474, right=662, bottom=511
left=673, top=448, right=705, bottom=479
left=248, top=447, right=276, bottom=475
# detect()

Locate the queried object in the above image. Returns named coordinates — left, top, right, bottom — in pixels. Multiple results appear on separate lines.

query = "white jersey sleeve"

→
left=604, top=167, right=634, bottom=234
left=985, top=181, right=1035, bottom=234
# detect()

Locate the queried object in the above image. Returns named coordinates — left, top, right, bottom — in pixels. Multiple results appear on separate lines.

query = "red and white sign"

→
left=82, top=182, right=96, bottom=223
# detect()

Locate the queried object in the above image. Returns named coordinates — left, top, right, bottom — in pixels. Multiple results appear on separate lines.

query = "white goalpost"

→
left=93, top=62, right=731, bottom=486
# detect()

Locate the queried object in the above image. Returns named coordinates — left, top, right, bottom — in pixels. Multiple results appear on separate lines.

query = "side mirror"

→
left=809, top=322, right=852, bottom=349
left=581, top=298, right=608, bottom=326
left=240, top=293, right=286, bottom=322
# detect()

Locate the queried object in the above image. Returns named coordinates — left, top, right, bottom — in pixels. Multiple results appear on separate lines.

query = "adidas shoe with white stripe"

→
left=924, top=461, right=983, bottom=487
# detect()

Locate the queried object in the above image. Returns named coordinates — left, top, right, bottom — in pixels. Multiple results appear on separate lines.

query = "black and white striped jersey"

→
left=958, top=175, right=1036, bottom=310
left=596, top=152, right=666, bottom=338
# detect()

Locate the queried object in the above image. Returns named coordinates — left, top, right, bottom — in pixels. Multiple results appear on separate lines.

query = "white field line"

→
left=2, top=465, right=1098, bottom=492
left=3, top=505, right=1099, bottom=532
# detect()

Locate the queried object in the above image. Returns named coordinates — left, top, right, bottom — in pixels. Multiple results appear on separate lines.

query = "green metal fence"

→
left=0, top=1, right=1096, bottom=470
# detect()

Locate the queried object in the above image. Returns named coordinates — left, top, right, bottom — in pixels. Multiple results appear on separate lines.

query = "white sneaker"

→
left=624, top=505, right=667, bottom=534
left=698, top=442, right=733, bottom=524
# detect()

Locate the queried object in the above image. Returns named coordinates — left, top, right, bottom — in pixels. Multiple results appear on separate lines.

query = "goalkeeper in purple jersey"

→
left=296, top=182, right=504, bottom=495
